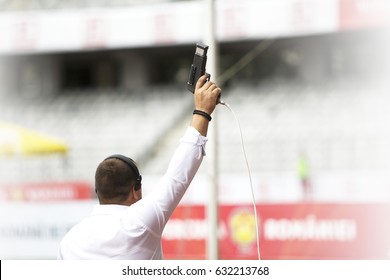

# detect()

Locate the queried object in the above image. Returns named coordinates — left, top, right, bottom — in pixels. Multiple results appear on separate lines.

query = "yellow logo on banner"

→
left=229, top=208, right=257, bottom=247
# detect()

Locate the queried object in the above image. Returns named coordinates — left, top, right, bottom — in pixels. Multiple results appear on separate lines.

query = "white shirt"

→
left=57, top=126, right=207, bottom=259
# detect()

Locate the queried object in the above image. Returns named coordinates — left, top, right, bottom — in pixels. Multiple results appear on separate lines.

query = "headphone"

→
left=104, top=154, right=142, bottom=191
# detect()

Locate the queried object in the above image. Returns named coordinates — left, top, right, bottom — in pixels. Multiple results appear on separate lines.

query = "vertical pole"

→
left=204, top=0, right=219, bottom=260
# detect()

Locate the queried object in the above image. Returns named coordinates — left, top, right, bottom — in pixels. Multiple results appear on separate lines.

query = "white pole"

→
left=204, top=0, right=219, bottom=260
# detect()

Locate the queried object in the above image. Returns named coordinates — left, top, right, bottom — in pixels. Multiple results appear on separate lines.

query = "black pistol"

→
left=187, top=42, right=210, bottom=93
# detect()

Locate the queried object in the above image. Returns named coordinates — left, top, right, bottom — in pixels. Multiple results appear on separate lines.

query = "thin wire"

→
left=220, top=100, right=261, bottom=260
left=212, top=38, right=277, bottom=260
left=217, top=39, right=276, bottom=87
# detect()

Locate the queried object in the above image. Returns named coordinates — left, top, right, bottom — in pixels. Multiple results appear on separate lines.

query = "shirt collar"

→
left=91, top=204, right=128, bottom=215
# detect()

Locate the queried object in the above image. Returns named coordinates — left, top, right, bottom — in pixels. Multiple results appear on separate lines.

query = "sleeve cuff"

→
left=181, top=126, right=208, bottom=155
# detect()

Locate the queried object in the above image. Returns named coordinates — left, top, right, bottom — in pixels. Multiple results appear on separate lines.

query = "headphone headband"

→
left=104, top=154, right=142, bottom=190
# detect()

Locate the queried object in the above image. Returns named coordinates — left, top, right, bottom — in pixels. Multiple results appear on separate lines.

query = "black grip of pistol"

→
left=187, top=43, right=209, bottom=93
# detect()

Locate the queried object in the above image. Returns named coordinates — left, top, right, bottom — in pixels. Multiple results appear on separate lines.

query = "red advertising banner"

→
left=339, top=0, right=390, bottom=30
left=162, top=203, right=390, bottom=260
left=0, top=182, right=93, bottom=201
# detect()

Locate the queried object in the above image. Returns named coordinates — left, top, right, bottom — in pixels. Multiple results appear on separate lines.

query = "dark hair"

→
left=95, top=158, right=138, bottom=202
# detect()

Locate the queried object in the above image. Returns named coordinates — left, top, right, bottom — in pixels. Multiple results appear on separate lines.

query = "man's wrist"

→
left=193, top=110, right=212, bottom=121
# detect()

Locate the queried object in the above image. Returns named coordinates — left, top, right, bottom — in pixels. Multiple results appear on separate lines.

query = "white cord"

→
left=220, top=100, right=261, bottom=260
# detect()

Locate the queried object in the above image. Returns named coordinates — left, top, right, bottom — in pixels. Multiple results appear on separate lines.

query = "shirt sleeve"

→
left=127, top=126, right=207, bottom=236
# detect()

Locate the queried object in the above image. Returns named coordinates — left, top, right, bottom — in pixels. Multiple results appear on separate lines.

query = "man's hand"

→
left=194, top=75, right=222, bottom=115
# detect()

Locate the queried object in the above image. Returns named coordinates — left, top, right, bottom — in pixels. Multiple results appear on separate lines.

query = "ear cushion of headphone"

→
left=134, top=175, right=142, bottom=191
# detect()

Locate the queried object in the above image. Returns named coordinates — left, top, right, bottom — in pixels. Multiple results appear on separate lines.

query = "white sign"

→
left=0, top=201, right=96, bottom=259
left=0, top=0, right=338, bottom=55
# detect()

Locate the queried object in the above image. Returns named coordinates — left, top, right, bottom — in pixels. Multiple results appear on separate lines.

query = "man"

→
left=58, top=75, right=222, bottom=259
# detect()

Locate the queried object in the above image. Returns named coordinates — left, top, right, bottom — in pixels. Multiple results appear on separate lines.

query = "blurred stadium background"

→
left=0, top=0, right=390, bottom=259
